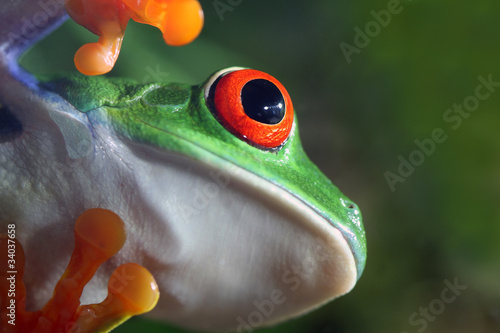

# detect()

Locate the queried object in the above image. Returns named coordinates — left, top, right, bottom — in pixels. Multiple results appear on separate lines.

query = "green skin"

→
left=45, top=73, right=366, bottom=277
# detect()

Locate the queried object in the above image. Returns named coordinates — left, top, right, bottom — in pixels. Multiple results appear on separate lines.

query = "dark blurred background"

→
left=20, top=0, right=500, bottom=332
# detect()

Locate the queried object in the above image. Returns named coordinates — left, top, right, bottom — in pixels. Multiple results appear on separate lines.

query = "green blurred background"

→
left=20, top=0, right=500, bottom=332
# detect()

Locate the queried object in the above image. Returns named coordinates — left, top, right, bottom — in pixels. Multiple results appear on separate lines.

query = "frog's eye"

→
left=205, top=68, right=294, bottom=149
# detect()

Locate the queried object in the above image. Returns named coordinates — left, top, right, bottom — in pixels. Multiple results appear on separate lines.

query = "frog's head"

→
left=43, top=67, right=366, bottom=331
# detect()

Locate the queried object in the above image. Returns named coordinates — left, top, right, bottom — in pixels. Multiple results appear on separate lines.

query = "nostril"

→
left=341, top=198, right=359, bottom=212
left=345, top=201, right=357, bottom=210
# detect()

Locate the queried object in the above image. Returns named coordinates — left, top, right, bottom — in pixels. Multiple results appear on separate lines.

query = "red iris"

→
left=207, top=69, right=294, bottom=149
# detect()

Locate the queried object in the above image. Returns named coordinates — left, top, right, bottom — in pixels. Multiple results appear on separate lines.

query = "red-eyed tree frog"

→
left=0, top=1, right=366, bottom=332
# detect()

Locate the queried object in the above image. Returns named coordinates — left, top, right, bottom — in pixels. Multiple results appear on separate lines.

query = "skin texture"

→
left=0, top=1, right=366, bottom=332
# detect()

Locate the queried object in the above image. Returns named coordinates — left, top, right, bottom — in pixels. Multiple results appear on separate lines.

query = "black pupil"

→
left=241, top=79, right=285, bottom=125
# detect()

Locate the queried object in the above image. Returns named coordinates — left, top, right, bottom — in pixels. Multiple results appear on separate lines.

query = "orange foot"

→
left=1, top=209, right=159, bottom=333
left=65, top=0, right=204, bottom=76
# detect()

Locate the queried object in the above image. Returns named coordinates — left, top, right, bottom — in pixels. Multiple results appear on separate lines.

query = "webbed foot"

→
left=1, top=208, right=159, bottom=333
left=65, top=0, right=204, bottom=75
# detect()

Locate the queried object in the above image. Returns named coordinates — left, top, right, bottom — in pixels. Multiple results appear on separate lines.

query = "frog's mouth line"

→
left=125, top=116, right=361, bottom=292
left=191, top=149, right=359, bottom=327
left=206, top=154, right=360, bottom=296
left=124, top=138, right=359, bottom=330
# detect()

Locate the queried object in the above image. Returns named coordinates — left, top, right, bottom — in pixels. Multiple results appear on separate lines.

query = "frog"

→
left=0, top=0, right=366, bottom=332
